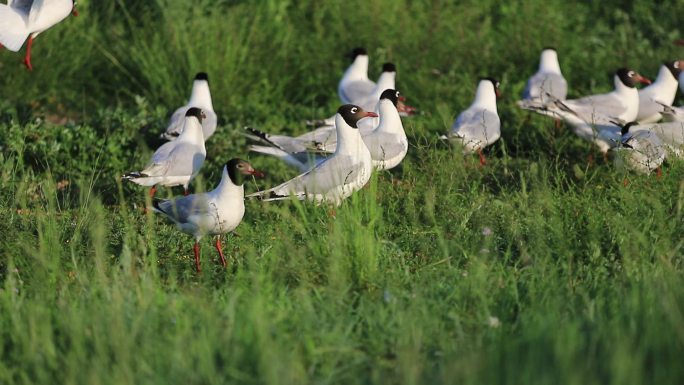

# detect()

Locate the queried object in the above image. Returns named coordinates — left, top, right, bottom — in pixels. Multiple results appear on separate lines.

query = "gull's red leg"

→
left=477, top=148, right=486, bottom=166
left=183, top=188, right=189, bottom=196
left=23, top=35, right=34, bottom=71
left=149, top=186, right=157, bottom=198
left=215, top=236, right=227, bottom=267
left=656, top=167, right=662, bottom=179
left=193, top=241, right=201, bottom=273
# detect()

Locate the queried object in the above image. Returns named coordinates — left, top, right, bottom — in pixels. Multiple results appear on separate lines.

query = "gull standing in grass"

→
left=612, top=122, right=666, bottom=174
left=444, top=78, right=501, bottom=165
left=123, top=108, right=206, bottom=198
left=247, top=105, right=376, bottom=205
left=519, top=47, right=567, bottom=105
left=636, top=60, right=683, bottom=123
left=0, top=0, right=78, bottom=71
left=161, top=72, right=217, bottom=141
left=152, top=159, right=263, bottom=273
left=248, top=89, right=408, bottom=172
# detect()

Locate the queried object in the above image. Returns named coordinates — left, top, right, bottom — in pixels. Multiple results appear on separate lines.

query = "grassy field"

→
left=1, top=0, right=684, bottom=384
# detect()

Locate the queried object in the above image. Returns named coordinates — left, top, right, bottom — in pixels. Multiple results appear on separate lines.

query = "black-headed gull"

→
left=0, top=0, right=78, bottom=71
left=152, top=159, right=264, bottom=272
left=161, top=72, right=218, bottom=141
left=123, top=108, right=206, bottom=198
left=247, top=105, right=376, bottom=205
left=612, top=122, right=666, bottom=174
left=249, top=89, right=408, bottom=172
left=636, top=60, right=683, bottom=123
left=530, top=68, right=650, bottom=124
left=338, top=47, right=373, bottom=104
left=520, top=47, right=568, bottom=105
left=444, top=78, right=501, bottom=165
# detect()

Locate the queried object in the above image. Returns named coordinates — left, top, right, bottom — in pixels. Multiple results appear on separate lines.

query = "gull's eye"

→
left=351, top=107, right=358, bottom=114
left=496, top=82, right=500, bottom=88
left=395, top=92, right=400, bottom=97
left=628, top=71, right=635, bottom=77
left=675, top=61, right=680, bottom=69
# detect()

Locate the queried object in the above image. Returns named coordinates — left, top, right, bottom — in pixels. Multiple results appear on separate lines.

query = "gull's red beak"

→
left=249, top=169, right=265, bottom=178
left=398, top=96, right=407, bottom=102
left=636, top=75, right=651, bottom=85
left=495, top=89, right=502, bottom=98
left=365, top=112, right=379, bottom=118
left=72, top=8, right=79, bottom=17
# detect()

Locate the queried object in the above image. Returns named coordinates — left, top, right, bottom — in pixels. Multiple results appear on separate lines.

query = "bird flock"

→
left=2, top=1, right=684, bottom=272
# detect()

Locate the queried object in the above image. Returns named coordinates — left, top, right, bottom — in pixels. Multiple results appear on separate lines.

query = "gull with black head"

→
left=247, top=105, right=376, bottom=205
left=152, top=159, right=264, bottom=273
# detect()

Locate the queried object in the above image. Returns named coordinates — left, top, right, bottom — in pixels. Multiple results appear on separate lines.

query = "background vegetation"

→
left=1, top=0, right=684, bottom=383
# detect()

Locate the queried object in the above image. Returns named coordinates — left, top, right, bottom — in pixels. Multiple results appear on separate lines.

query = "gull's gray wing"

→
left=142, top=142, right=204, bottom=177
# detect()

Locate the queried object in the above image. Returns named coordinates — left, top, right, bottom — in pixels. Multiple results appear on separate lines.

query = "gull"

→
left=152, top=159, right=264, bottom=273
left=247, top=105, right=376, bottom=205
left=636, top=60, right=683, bottom=123
left=612, top=122, right=666, bottom=174
left=521, top=68, right=651, bottom=153
left=161, top=72, right=217, bottom=141
left=249, top=89, right=408, bottom=172
left=338, top=47, right=373, bottom=104
left=444, top=78, right=501, bottom=165
left=123, top=108, right=206, bottom=198
left=520, top=47, right=568, bottom=105
left=0, top=0, right=78, bottom=71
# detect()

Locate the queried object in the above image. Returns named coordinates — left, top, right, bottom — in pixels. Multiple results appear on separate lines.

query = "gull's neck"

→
left=374, top=100, right=403, bottom=135
left=334, top=114, right=366, bottom=155
left=539, top=50, right=562, bottom=74
left=343, top=55, right=370, bottom=81
left=188, top=80, right=214, bottom=110
left=644, top=65, right=679, bottom=93
left=177, top=117, right=206, bottom=145
left=472, top=81, right=498, bottom=111
left=371, top=72, right=396, bottom=100
left=212, top=167, right=244, bottom=200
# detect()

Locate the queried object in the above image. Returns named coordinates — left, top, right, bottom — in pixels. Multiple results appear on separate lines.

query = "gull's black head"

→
left=185, top=107, right=205, bottom=123
left=616, top=68, right=651, bottom=88
left=225, top=158, right=264, bottom=185
left=382, top=62, right=397, bottom=73
left=346, top=47, right=367, bottom=61
left=194, top=72, right=209, bottom=81
left=379, top=89, right=400, bottom=106
left=337, top=104, right=378, bottom=128
left=664, top=60, right=684, bottom=78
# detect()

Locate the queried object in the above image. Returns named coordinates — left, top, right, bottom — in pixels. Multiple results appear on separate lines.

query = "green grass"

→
left=1, top=0, right=684, bottom=384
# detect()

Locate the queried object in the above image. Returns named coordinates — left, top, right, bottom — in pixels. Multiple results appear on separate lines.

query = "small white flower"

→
left=488, top=316, right=501, bottom=328
left=482, top=227, right=493, bottom=236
